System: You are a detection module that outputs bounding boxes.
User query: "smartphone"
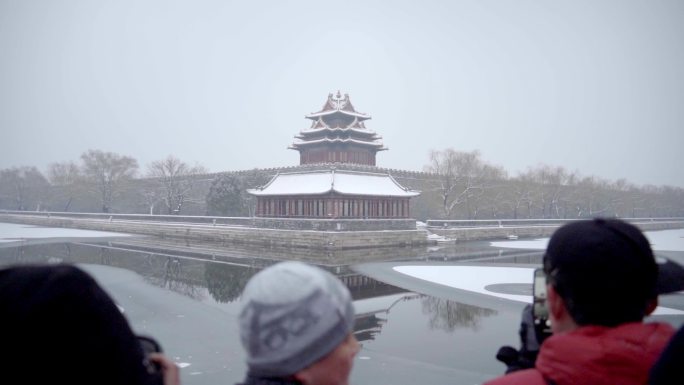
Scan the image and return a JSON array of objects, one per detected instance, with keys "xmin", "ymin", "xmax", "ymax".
[{"xmin": 532, "ymin": 268, "xmax": 551, "ymax": 333}]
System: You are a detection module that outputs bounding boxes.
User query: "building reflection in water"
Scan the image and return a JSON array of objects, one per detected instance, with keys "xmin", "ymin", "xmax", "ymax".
[{"xmin": 0, "ymin": 239, "xmax": 503, "ymax": 342}]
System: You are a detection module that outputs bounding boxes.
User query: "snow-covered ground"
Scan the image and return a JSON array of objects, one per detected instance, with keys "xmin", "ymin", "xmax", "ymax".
[{"xmin": 0, "ymin": 222, "xmax": 132, "ymax": 243}]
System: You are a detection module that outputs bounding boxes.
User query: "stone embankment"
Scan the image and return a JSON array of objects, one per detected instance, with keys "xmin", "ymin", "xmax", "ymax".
[
  {"xmin": 0, "ymin": 212, "xmax": 427, "ymax": 249},
  {"xmin": 2, "ymin": 211, "xmax": 683, "ymax": 249}
]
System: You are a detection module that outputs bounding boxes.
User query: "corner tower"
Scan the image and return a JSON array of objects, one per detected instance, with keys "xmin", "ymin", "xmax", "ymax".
[{"xmin": 289, "ymin": 91, "xmax": 387, "ymax": 166}]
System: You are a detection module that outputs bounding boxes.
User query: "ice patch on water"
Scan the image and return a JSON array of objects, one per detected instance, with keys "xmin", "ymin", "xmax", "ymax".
[
  {"xmin": 490, "ymin": 228, "xmax": 684, "ymax": 252},
  {"xmin": 393, "ymin": 265, "xmax": 684, "ymax": 315},
  {"xmin": 395, "ymin": 265, "xmax": 533, "ymax": 303}
]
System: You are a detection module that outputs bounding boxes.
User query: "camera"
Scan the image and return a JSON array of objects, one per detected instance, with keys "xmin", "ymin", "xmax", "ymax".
[{"xmin": 138, "ymin": 335, "xmax": 164, "ymax": 385}]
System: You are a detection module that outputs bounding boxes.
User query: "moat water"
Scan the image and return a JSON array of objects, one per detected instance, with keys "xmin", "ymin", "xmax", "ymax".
[{"xmin": 1, "ymin": 224, "xmax": 683, "ymax": 385}]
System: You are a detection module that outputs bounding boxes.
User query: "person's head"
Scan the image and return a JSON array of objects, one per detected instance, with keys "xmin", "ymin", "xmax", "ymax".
[
  {"xmin": 238, "ymin": 261, "xmax": 358, "ymax": 385},
  {"xmin": 543, "ymin": 218, "xmax": 657, "ymax": 332},
  {"xmin": 0, "ymin": 264, "xmax": 161, "ymax": 385}
]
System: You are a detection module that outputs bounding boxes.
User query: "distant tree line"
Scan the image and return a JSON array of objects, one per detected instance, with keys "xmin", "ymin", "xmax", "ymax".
[
  {"xmin": 417, "ymin": 148, "xmax": 684, "ymax": 220},
  {"xmin": 1, "ymin": 148, "xmax": 683, "ymax": 220},
  {"xmin": 0, "ymin": 150, "xmax": 210, "ymax": 215}
]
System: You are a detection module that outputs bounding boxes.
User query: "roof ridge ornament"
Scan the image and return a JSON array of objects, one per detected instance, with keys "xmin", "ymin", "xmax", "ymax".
[{"xmin": 330, "ymin": 90, "xmax": 348, "ymax": 111}]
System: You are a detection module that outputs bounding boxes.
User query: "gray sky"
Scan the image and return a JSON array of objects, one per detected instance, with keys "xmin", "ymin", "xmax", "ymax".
[{"xmin": 1, "ymin": 0, "xmax": 683, "ymax": 187}]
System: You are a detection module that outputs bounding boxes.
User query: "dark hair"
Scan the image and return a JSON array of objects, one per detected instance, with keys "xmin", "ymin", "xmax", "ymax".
[{"xmin": 543, "ymin": 218, "xmax": 657, "ymax": 326}]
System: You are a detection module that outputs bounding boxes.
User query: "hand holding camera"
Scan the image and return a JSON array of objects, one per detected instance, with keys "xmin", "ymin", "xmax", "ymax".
[
  {"xmin": 138, "ymin": 335, "xmax": 180, "ymax": 385},
  {"xmin": 495, "ymin": 268, "xmax": 552, "ymax": 373}
]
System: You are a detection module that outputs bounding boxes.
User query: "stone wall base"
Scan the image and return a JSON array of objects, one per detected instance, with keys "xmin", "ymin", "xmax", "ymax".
[{"xmin": 0, "ymin": 214, "xmax": 428, "ymax": 249}]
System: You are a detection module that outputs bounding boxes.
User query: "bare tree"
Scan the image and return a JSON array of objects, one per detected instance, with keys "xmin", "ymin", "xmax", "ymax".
[
  {"xmin": 140, "ymin": 187, "xmax": 163, "ymax": 215},
  {"xmin": 147, "ymin": 155, "xmax": 208, "ymax": 215},
  {"xmin": 498, "ymin": 173, "xmax": 535, "ymax": 219},
  {"xmin": 659, "ymin": 185, "xmax": 684, "ymax": 217},
  {"xmin": 469, "ymin": 164, "xmax": 507, "ymax": 218},
  {"xmin": 609, "ymin": 178, "xmax": 634, "ymax": 217},
  {"xmin": 47, "ymin": 161, "xmax": 83, "ymax": 211},
  {"xmin": 628, "ymin": 189, "xmax": 649, "ymax": 217},
  {"xmin": 526, "ymin": 165, "xmax": 577, "ymax": 218},
  {"xmin": 80, "ymin": 150, "xmax": 138, "ymax": 213},
  {"xmin": 0, "ymin": 166, "xmax": 49, "ymax": 211},
  {"xmin": 572, "ymin": 176, "xmax": 617, "ymax": 218},
  {"xmin": 424, "ymin": 149, "xmax": 505, "ymax": 218}
]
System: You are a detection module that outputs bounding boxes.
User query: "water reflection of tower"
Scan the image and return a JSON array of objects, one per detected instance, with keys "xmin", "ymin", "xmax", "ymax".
[
  {"xmin": 336, "ymin": 272, "xmax": 418, "ymax": 342},
  {"xmin": 353, "ymin": 293, "xmax": 421, "ymax": 342},
  {"xmin": 338, "ymin": 273, "xmax": 405, "ymax": 300}
]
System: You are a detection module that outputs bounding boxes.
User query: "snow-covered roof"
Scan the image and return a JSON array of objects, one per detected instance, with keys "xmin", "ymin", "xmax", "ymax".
[
  {"xmin": 247, "ymin": 170, "xmax": 420, "ymax": 197},
  {"xmin": 297, "ymin": 126, "xmax": 379, "ymax": 137},
  {"xmin": 306, "ymin": 109, "xmax": 370, "ymax": 120},
  {"xmin": 289, "ymin": 137, "xmax": 387, "ymax": 149}
]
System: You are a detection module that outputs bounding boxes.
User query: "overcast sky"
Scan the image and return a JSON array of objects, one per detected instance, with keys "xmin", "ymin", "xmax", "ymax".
[{"xmin": 1, "ymin": 0, "xmax": 682, "ymax": 187}]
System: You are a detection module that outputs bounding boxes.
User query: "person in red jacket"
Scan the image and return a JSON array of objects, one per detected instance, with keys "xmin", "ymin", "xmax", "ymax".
[{"xmin": 485, "ymin": 218, "xmax": 676, "ymax": 385}]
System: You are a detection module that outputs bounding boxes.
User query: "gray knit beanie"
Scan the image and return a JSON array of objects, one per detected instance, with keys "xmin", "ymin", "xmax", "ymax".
[{"xmin": 238, "ymin": 261, "xmax": 355, "ymax": 377}]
